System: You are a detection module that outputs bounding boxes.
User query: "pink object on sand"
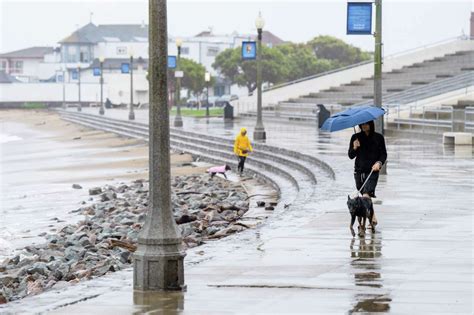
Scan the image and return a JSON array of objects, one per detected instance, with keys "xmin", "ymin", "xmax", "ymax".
[{"xmin": 207, "ymin": 165, "xmax": 227, "ymax": 173}]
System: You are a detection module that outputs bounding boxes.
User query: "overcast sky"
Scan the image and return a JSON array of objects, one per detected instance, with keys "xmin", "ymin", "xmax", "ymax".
[{"xmin": 0, "ymin": 0, "xmax": 472, "ymax": 55}]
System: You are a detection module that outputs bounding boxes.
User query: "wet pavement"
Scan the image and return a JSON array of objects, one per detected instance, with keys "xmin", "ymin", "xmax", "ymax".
[{"xmin": 2, "ymin": 108, "xmax": 473, "ymax": 314}]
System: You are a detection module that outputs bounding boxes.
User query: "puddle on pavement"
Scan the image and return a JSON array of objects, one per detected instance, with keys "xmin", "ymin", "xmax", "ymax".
[
  {"xmin": 349, "ymin": 234, "xmax": 391, "ymax": 313},
  {"xmin": 133, "ymin": 291, "xmax": 184, "ymax": 314}
]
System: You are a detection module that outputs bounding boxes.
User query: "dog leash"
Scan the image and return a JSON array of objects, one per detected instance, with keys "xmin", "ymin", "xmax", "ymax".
[{"xmin": 357, "ymin": 169, "xmax": 374, "ymax": 194}]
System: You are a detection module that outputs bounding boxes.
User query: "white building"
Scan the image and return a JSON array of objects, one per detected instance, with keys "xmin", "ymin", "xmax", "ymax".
[
  {"xmin": 0, "ymin": 47, "xmax": 61, "ymax": 83},
  {"xmin": 0, "ymin": 23, "xmax": 285, "ymax": 105}
]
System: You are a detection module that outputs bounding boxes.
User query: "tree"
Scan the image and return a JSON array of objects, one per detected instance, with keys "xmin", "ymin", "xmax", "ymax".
[
  {"xmin": 213, "ymin": 36, "xmax": 371, "ymax": 91},
  {"xmin": 179, "ymin": 58, "xmax": 217, "ymax": 109},
  {"xmin": 179, "ymin": 58, "xmax": 207, "ymax": 98},
  {"xmin": 276, "ymin": 43, "xmax": 334, "ymax": 81},
  {"xmin": 213, "ymin": 46, "xmax": 288, "ymax": 93},
  {"xmin": 308, "ymin": 35, "xmax": 372, "ymax": 67}
]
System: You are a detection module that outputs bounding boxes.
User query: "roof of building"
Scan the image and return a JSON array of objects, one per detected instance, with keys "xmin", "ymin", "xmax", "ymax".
[
  {"xmin": 249, "ymin": 31, "xmax": 287, "ymax": 47},
  {"xmin": 61, "ymin": 23, "xmax": 286, "ymax": 47},
  {"xmin": 0, "ymin": 71, "xmax": 20, "ymax": 83},
  {"xmin": 60, "ymin": 23, "xmax": 149, "ymax": 44},
  {"xmin": 0, "ymin": 46, "xmax": 54, "ymax": 59}
]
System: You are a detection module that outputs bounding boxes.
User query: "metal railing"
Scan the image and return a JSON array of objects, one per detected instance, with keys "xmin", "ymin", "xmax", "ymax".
[
  {"xmin": 358, "ymin": 72, "xmax": 474, "ymax": 107},
  {"xmin": 386, "ymin": 104, "xmax": 474, "ymax": 133}
]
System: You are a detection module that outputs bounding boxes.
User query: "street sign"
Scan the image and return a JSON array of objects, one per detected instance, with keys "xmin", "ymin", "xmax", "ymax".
[
  {"xmin": 242, "ymin": 41, "xmax": 257, "ymax": 60},
  {"xmin": 168, "ymin": 56, "xmax": 177, "ymax": 69},
  {"xmin": 57, "ymin": 74, "xmax": 64, "ymax": 82},
  {"xmin": 175, "ymin": 71, "xmax": 184, "ymax": 78},
  {"xmin": 347, "ymin": 2, "xmax": 373, "ymax": 35},
  {"xmin": 121, "ymin": 63, "xmax": 130, "ymax": 74},
  {"xmin": 93, "ymin": 67, "xmax": 101, "ymax": 76}
]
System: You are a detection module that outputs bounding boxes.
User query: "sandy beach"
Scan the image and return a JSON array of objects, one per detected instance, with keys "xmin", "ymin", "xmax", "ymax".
[{"xmin": 0, "ymin": 109, "xmax": 208, "ymax": 259}]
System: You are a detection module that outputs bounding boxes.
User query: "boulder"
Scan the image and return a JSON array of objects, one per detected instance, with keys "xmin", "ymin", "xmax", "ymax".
[{"xmin": 89, "ymin": 187, "xmax": 102, "ymax": 195}]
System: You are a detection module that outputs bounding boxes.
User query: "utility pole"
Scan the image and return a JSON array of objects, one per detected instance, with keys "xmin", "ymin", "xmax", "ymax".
[
  {"xmin": 133, "ymin": 0, "xmax": 186, "ymax": 292},
  {"xmin": 374, "ymin": 0, "xmax": 386, "ymax": 174},
  {"xmin": 374, "ymin": 0, "xmax": 383, "ymax": 135}
]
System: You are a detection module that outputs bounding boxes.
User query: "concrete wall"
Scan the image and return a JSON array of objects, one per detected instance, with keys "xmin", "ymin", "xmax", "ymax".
[{"xmin": 232, "ymin": 38, "xmax": 474, "ymax": 116}]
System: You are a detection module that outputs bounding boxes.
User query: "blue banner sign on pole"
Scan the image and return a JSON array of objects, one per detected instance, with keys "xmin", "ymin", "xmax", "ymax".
[
  {"xmin": 242, "ymin": 41, "xmax": 257, "ymax": 60},
  {"xmin": 57, "ymin": 74, "xmax": 64, "ymax": 82},
  {"xmin": 72, "ymin": 70, "xmax": 78, "ymax": 80},
  {"xmin": 168, "ymin": 56, "xmax": 177, "ymax": 69},
  {"xmin": 347, "ymin": 2, "xmax": 373, "ymax": 35},
  {"xmin": 121, "ymin": 63, "xmax": 130, "ymax": 74},
  {"xmin": 93, "ymin": 67, "xmax": 101, "ymax": 76}
]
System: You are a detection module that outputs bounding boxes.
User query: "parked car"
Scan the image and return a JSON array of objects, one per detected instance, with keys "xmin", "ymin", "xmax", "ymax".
[
  {"xmin": 186, "ymin": 95, "xmax": 220, "ymax": 108},
  {"xmin": 215, "ymin": 94, "xmax": 238, "ymax": 107},
  {"xmin": 202, "ymin": 96, "xmax": 219, "ymax": 108},
  {"xmin": 186, "ymin": 97, "xmax": 199, "ymax": 108}
]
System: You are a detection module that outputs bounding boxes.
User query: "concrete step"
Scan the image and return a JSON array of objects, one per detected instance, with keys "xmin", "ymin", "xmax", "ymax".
[{"xmin": 58, "ymin": 110, "xmax": 336, "ymax": 206}]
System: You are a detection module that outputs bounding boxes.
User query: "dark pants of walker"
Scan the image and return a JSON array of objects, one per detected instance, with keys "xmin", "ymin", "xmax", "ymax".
[
  {"xmin": 354, "ymin": 171, "xmax": 379, "ymax": 198},
  {"xmin": 238, "ymin": 156, "xmax": 247, "ymax": 173}
]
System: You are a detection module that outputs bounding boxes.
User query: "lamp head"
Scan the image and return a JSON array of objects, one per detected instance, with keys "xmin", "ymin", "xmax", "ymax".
[
  {"xmin": 255, "ymin": 12, "xmax": 265, "ymax": 30},
  {"xmin": 176, "ymin": 38, "xmax": 183, "ymax": 48}
]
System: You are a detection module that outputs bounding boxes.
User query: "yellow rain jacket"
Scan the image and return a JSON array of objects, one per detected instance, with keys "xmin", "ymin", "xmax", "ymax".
[{"xmin": 234, "ymin": 128, "xmax": 253, "ymax": 157}]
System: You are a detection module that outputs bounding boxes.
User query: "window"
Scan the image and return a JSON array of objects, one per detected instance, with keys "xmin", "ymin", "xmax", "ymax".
[
  {"xmin": 117, "ymin": 47, "xmax": 127, "ymax": 55},
  {"xmin": 67, "ymin": 46, "xmax": 77, "ymax": 62},
  {"xmin": 80, "ymin": 46, "xmax": 89, "ymax": 62},
  {"xmin": 207, "ymin": 46, "xmax": 219, "ymax": 57},
  {"xmin": 11, "ymin": 61, "xmax": 23, "ymax": 74},
  {"xmin": 181, "ymin": 47, "xmax": 190, "ymax": 55},
  {"xmin": 0, "ymin": 61, "xmax": 6, "ymax": 71}
]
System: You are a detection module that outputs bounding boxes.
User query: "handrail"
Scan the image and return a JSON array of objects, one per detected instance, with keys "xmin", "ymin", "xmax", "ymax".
[
  {"xmin": 259, "ymin": 35, "xmax": 468, "ymax": 94},
  {"xmin": 356, "ymin": 72, "xmax": 474, "ymax": 107}
]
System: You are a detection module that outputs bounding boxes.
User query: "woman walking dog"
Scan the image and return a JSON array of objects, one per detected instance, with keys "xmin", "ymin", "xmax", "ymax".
[{"xmin": 348, "ymin": 120, "xmax": 387, "ymax": 227}]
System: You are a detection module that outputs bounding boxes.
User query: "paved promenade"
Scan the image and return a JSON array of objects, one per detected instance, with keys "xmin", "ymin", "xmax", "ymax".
[{"xmin": 2, "ymin": 108, "xmax": 472, "ymax": 314}]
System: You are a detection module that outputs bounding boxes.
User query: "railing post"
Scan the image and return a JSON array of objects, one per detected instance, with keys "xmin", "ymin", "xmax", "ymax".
[
  {"xmin": 436, "ymin": 111, "xmax": 439, "ymax": 133},
  {"xmin": 422, "ymin": 106, "xmax": 425, "ymax": 133}
]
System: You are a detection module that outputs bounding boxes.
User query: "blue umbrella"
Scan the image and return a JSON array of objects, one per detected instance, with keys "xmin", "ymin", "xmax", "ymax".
[{"xmin": 321, "ymin": 106, "xmax": 385, "ymax": 132}]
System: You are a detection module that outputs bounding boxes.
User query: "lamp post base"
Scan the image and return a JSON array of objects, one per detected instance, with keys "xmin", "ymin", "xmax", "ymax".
[
  {"xmin": 129, "ymin": 112, "xmax": 135, "ymax": 120},
  {"xmin": 77, "ymin": 106, "xmax": 82, "ymax": 112},
  {"xmin": 99, "ymin": 108, "xmax": 105, "ymax": 115},
  {"xmin": 133, "ymin": 242, "xmax": 186, "ymax": 292},
  {"xmin": 174, "ymin": 116, "xmax": 183, "ymax": 127},
  {"xmin": 253, "ymin": 127, "xmax": 266, "ymax": 141}
]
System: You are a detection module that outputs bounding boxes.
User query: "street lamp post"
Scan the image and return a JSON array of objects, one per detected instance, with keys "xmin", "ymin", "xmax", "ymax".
[
  {"xmin": 62, "ymin": 65, "xmax": 66, "ymax": 109},
  {"xmin": 129, "ymin": 49, "xmax": 135, "ymax": 120},
  {"xmin": 173, "ymin": 38, "xmax": 183, "ymax": 127},
  {"xmin": 77, "ymin": 65, "xmax": 82, "ymax": 112},
  {"xmin": 205, "ymin": 72, "xmax": 210, "ymax": 118},
  {"xmin": 133, "ymin": 0, "xmax": 186, "ymax": 291},
  {"xmin": 99, "ymin": 56, "xmax": 105, "ymax": 115},
  {"xmin": 253, "ymin": 12, "xmax": 266, "ymax": 141}
]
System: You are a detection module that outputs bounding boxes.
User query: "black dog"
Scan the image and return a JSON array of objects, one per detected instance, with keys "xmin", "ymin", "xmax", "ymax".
[{"xmin": 347, "ymin": 196, "xmax": 375, "ymax": 237}]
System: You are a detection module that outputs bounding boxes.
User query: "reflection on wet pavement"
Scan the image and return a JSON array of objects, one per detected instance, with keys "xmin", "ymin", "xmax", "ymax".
[
  {"xmin": 133, "ymin": 291, "xmax": 184, "ymax": 315},
  {"xmin": 349, "ymin": 235, "xmax": 391, "ymax": 314}
]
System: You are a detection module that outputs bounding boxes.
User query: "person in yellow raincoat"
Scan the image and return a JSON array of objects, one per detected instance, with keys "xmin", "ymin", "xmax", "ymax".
[{"xmin": 234, "ymin": 127, "xmax": 253, "ymax": 176}]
